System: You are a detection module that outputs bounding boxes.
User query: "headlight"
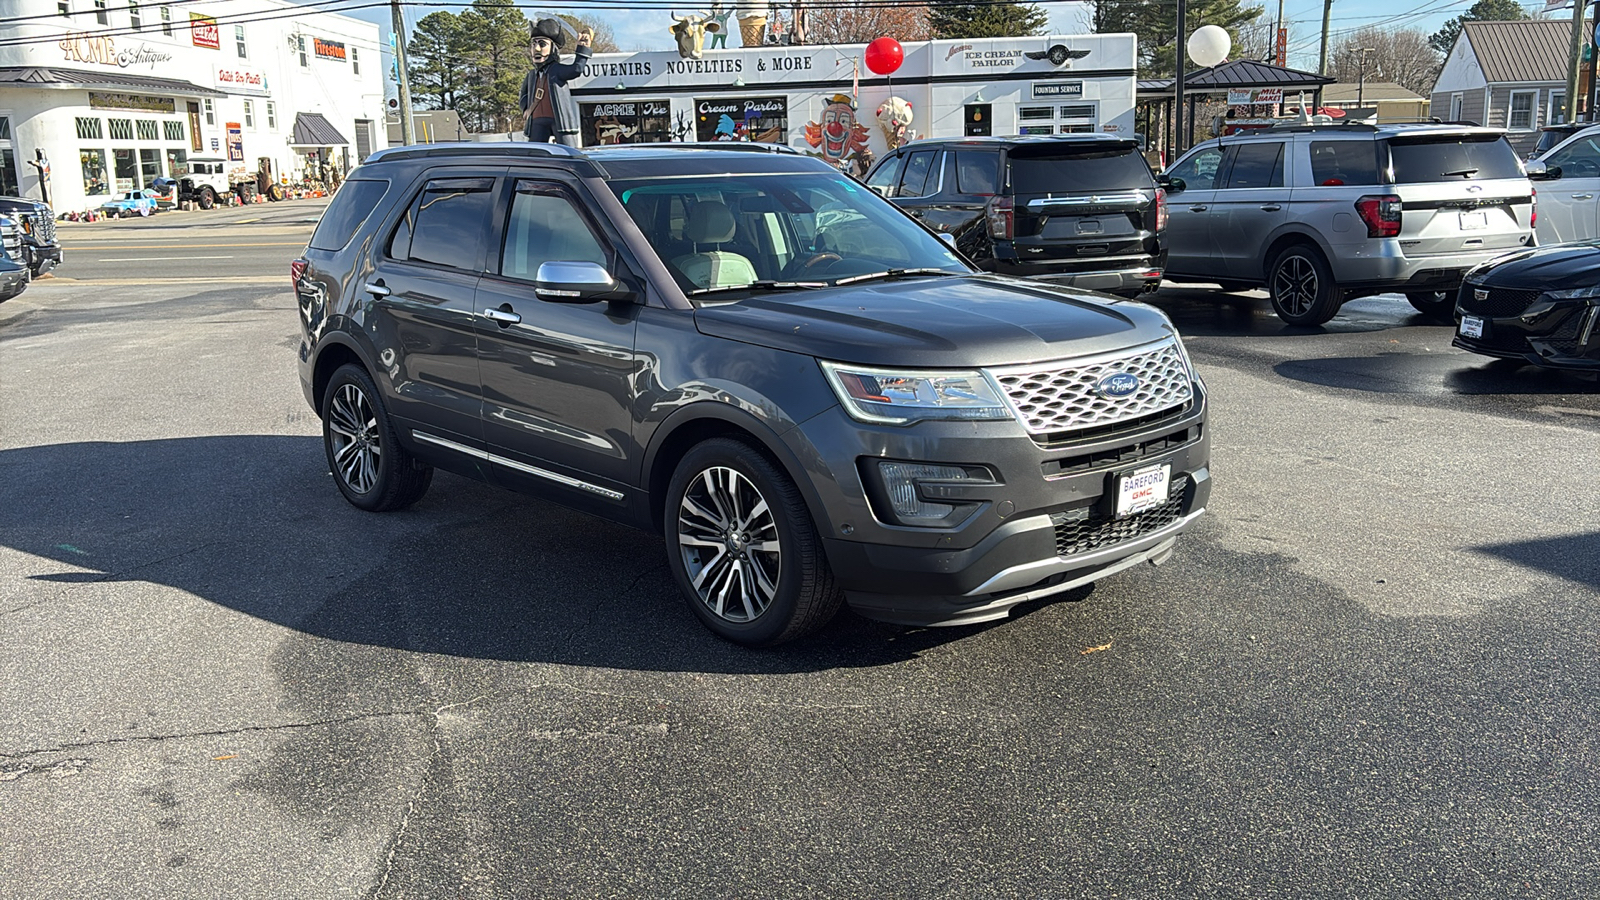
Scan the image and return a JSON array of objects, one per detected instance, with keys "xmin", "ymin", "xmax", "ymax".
[
  {"xmin": 819, "ymin": 361, "xmax": 1012, "ymax": 425},
  {"xmin": 1544, "ymin": 285, "xmax": 1600, "ymax": 301}
]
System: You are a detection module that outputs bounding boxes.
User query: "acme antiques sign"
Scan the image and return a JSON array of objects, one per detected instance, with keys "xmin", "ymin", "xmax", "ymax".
[
  {"xmin": 89, "ymin": 91, "xmax": 175, "ymax": 113},
  {"xmin": 60, "ymin": 33, "xmax": 173, "ymax": 69}
]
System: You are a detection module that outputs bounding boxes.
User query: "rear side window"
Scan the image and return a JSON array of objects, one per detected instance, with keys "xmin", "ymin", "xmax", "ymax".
[
  {"xmin": 1224, "ymin": 142, "xmax": 1285, "ymax": 189},
  {"xmin": 388, "ymin": 177, "xmax": 494, "ymax": 269},
  {"xmin": 1309, "ymin": 141, "xmax": 1379, "ymax": 186},
  {"xmin": 1008, "ymin": 146, "xmax": 1150, "ymax": 193},
  {"xmin": 1387, "ymin": 136, "xmax": 1524, "ymax": 183},
  {"xmin": 955, "ymin": 150, "xmax": 999, "ymax": 195},
  {"xmin": 309, "ymin": 178, "xmax": 388, "ymax": 251},
  {"xmin": 898, "ymin": 150, "xmax": 938, "ymax": 197}
]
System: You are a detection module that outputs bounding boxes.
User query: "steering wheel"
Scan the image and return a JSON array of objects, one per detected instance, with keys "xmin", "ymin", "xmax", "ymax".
[{"xmin": 785, "ymin": 251, "xmax": 841, "ymax": 278}]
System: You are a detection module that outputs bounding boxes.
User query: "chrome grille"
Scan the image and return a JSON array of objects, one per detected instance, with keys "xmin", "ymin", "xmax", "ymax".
[
  {"xmin": 988, "ymin": 339, "xmax": 1193, "ymax": 436},
  {"xmin": 1051, "ymin": 476, "xmax": 1189, "ymax": 557},
  {"xmin": 31, "ymin": 211, "xmax": 55, "ymax": 243}
]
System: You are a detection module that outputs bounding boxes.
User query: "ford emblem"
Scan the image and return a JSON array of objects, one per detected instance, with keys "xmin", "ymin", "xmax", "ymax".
[{"xmin": 1097, "ymin": 372, "xmax": 1140, "ymax": 398}]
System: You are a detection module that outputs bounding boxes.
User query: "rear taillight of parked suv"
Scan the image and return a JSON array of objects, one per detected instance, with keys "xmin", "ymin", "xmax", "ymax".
[
  {"xmin": 1354, "ymin": 194, "xmax": 1402, "ymax": 238},
  {"xmin": 290, "ymin": 259, "xmax": 308, "ymax": 292},
  {"xmin": 1155, "ymin": 187, "xmax": 1168, "ymax": 233},
  {"xmin": 985, "ymin": 196, "xmax": 1013, "ymax": 241},
  {"xmin": 1531, "ymin": 187, "xmax": 1537, "ymax": 229}
]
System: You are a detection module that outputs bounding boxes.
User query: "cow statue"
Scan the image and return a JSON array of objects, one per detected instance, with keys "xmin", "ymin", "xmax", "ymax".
[{"xmin": 669, "ymin": 11, "xmax": 717, "ymax": 60}]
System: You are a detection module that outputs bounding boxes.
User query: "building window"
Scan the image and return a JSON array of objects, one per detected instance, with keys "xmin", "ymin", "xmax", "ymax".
[
  {"xmin": 352, "ymin": 47, "xmax": 359, "ymax": 75},
  {"xmin": 234, "ymin": 24, "xmax": 246, "ymax": 58},
  {"xmin": 243, "ymin": 100, "xmax": 254, "ymax": 128},
  {"xmin": 297, "ymin": 35, "xmax": 307, "ymax": 67},
  {"xmin": 163, "ymin": 120, "xmax": 184, "ymax": 141},
  {"xmin": 58, "ymin": 1, "xmax": 69, "ymax": 17},
  {"xmin": 93, "ymin": 0, "xmax": 106, "ymax": 24},
  {"xmin": 129, "ymin": 1, "xmax": 140, "ymax": 30},
  {"xmin": 81, "ymin": 148, "xmax": 108, "ymax": 195},
  {"xmin": 266, "ymin": 101, "xmax": 276, "ymax": 130},
  {"xmin": 0, "ymin": 150, "xmax": 18, "ymax": 196},
  {"xmin": 135, "ymin": 119, "xmax": 158, "ymax": 140},
  {"xmin": 160, "ymin": 5, "xmax": 171, "ymax": 34},
  {"xmin": 113, "ymin": 148, "xmax": 137, "ymax": 191},
  {"xmin": 203, "ymin": 99, "xmax": 214, "ymax": 126},
  {"xmin": 0, "ymin": 118, "xmax": 11, "ymax": 140},
  {"xmin": 108, "ymin": 118, "xmax": 134, "ymax": 140},
  {"xmin": 75, "ymin": 117, "xmax": 103, "ymax": 140},
  {"xmin": 1550, "ymin": 91, "xmax": 1569, "ymax": 125},
  {"xmin": 1449, "ymin": 92, "xmax": 1463, "ymax": 121},
  {"xmin": 164, "ymin": 148, "xmax": 187, "ymax": 177},
  {"xmin": 1508, "ymin": 90, "xmax": 1536, "ymax": 131}
]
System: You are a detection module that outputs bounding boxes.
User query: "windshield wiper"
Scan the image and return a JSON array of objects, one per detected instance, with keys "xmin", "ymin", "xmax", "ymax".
[
  {"xmin": 831, "ymin": 268, "xmax": 968, "ymax": 286},
  {"xmin": 690, "ymin": 279, "xmax": 827, "ymax": 297},
  {"xmin": 1441, "ymin": 167, "xmax": 1479, "ymax": 177}
]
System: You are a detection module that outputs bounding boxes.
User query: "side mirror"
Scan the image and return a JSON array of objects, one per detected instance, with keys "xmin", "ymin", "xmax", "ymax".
[
  {"xmin": 534, "ymin": 260, "xmax": 618, "ymax": 303},
  {"xmin": 939, "ymin": 232, "xmax": 958, "ymax": 248},
  {"xmin": 1159, "ymin": 175, "xmax": 1186, "ymax": 194},
  {"xmin": 1524, "ymin": 160, "xmax": 1559, "ymax": 181}
]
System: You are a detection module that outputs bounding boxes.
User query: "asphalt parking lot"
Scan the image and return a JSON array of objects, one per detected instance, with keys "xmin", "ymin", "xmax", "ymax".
[{"xmin": 1, "ymin": 209, "xmax": 1597, "ymax": 898}]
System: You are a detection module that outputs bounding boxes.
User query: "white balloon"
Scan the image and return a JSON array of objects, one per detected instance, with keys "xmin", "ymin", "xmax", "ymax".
[{"xmin": 1187, "ymin": 24, "xmax": 1231, "ymax": 68}]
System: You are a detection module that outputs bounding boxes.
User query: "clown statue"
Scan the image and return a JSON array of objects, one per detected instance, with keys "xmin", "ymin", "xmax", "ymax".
[
  {"xmin": 520, "ymin": 18, "xmax": 593, "ymax": 146},
  {"xmin": 804, "ymin": 94, "xmax": 871, "ymax": 169}
]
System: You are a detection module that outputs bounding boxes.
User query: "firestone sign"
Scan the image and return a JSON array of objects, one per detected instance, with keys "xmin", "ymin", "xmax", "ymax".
[{"xmin": 313, "ymin": 38, "xmax": 347, "ymax": 61}]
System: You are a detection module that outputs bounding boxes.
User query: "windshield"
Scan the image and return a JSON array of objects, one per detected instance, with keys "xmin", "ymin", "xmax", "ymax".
[
  {"xmin": 1386, "ymin": 135, "xmax": 1524, "ymax": 183},
  {"xmin": 608, "ymin": 170, "xmax": 969, "ymax": 294}
]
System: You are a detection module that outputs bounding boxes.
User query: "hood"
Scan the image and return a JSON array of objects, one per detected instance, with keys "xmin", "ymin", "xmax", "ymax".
[
  {"xmin": 692, "ymin": 274, "xmax": 1175, "ymax": 368},
  {"xmin": 1472, "ymin": 241, "xmax": 1600, "ymax": 291}
]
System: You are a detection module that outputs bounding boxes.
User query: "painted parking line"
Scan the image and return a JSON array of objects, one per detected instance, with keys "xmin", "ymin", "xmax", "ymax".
[{"xmin": 96, "ymin": 255, "xmax": 236, "ymax": 262}]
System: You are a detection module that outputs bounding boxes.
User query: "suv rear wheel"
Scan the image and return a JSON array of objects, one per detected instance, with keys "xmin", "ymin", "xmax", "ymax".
[
  {"xmin": 1268, "ymin": 244, "xmax": 1340, "ymax": 326},
  {"xmin": 665, "ymin": 438, "xmax": 843, "ymax": 646},
  {"xmin": 1405, "ymin": 290, "xmax": 1455, "ymax": 322},
  {"xmin": 322, "ymin": 364, "xmax": 433, "ymax": 511}
]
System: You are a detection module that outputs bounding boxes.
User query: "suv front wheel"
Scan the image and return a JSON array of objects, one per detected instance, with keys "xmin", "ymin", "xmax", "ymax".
[
  {"xmin": 322, "ymin": 364, "xmax": 433, "ymax": 511},
  {"xmin": 1405, "ymin": 291, "xmax": 1455, "ymax": 322},
  {"xmin": 665, "ymin": 438, "xmax": 844, "ymax": 646},
  {"xmin": 1268, "ymin": 244, "xmax": 1340, "ymax": 326}
]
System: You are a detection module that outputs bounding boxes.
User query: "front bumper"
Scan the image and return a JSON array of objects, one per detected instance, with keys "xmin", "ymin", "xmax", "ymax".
[
  {"xmin": 1452, "ymin": 289, "xmax": 1600, "ymax": 369},
  {"xmin": 24, "ymin": 243, "xmax": 62, "ymax": 272},
  {"xmin": 789, "ymin": 397, "xmax": 1210, "ymax": 627}
]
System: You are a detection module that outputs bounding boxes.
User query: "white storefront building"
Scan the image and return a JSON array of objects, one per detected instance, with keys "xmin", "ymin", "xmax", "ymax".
[
  {"xmin": 568, "ymin": 34, "xmax": 1137, "ymax": 163},
  {"xmin": 0, "ymin": 0, "xmax": 386, "ymax": 212}
]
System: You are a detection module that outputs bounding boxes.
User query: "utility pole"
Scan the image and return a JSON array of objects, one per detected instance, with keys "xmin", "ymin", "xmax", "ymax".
[
  {"xmin": 390, "ymin": 0, "xmax": 415, "ymax": 145},
  {"xmin": 1318, "ymin": 0, "xmax": 1333, "ymax": 76},
  {"xmin": 1175, "ymin": 0, "xmax": 1188, "ymax": 154},
  {"xmin": 1348, "ymin": 47, "xmax": 1375, "ymax": 106},
  {"xmin": 1566, "ymin": 0, "xmax": 1585, "ymax": 123},
  {"xmin": 1276, "ymin": 0, "xmax": 1286, "ymax": 66}
]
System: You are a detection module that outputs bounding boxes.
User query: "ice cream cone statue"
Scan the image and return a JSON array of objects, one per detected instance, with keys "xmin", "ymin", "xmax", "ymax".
[
  {"xmin": 876, "ymin": 97, "xmax": 915, "ymax": 151},
  {"xmin": 736, "ymin": 0, "xmax": 766, "ymax": 46}
]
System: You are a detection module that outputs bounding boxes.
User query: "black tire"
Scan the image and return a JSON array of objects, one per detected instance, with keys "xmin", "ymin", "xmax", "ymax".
[
  {"xmin": 665, "ymin": 437, "xmax": 844, "ymax": 646},
  {"xmin": 198, "ymin": 186, "xmax": 215, "ymax": 210},
  {"xmin": 267, "ymin": 184, "xmax": 285, "ymax": 202},
  {"xmin": 321, "ymin": 364, "xmax": 432, "ymax": 512},
  {"xmin": 1267, "ymin": 243, "xmax": 1340, "ymax": 326},
  {"xmin": 1406, "ymin": 290, "xmax": 1456, "ymax": 322}
]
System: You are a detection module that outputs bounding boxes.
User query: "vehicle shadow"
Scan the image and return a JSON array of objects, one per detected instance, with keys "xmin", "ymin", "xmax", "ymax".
[
  {"xmin": 1, "ymin": 436, "xmax": 1023, "ymax": 674},
  {"xmin": 1146, "ymin": 283, "xmax": 1442, "ymax": 338},
  {"xmin": 1472, "ymin": 532, "xmax": 1600, "ymax": 592},
  {"xmin": 1274, "ymin": 353, "xmax": 1600, "ymax": 395}
]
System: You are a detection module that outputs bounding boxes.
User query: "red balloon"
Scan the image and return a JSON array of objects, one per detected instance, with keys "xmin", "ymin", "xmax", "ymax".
[{"xmin": 865, "ymin": 37, "xmax": 903, "ymax": 76}]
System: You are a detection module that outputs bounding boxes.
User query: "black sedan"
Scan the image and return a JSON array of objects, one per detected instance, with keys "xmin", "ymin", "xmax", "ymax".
[{"xmin": 1454, "ymin": 242, "xmax": 1600, "ymax": 369}]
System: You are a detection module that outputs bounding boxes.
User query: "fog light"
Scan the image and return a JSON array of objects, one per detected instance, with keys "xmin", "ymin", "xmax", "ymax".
[{"xmin": 879, "ymin": 462, "xmax": 968, "ymax": 521}]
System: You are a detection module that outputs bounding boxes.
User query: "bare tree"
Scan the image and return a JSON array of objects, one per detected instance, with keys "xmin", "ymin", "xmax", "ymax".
[
  {"xmin": 1329, "ymin": 26, "xmax": 1440, "ymax": 96},
  {"xmin": 1234, "ymin": 18, "xmax": 1285, "ymax": 63},
  {"xmin": 806, "ymin": 1, "xmax": 932, "ymax": 44}
]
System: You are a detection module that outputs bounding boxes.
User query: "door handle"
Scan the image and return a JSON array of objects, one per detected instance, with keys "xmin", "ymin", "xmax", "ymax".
[
  {"xmin": 1189, "ymin": 205, "xmax": 1208, "ymax": 212},
  {"xmin": 1259, "ymin": 204, "xmax": 1282, "ymax": 212},
  {"xmin": 364, "ymin": 281, "xmax": 390, "ymax": 297},
  {"xmin": 482, "ymin": 307, "xmax": 522, "ymax": 326},
  {"xmin": 1572, "ymin": 193, "xmax": 1594, "ymax": 200}
]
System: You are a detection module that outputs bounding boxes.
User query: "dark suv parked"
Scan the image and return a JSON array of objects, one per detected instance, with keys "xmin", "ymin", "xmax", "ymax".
[
  {"xmin": 863, "ymin": 135, "xmax": 1168, "ymax": 296},
  {"xmin": 295, "ymin": 143, "xmax": 1210, "ymax": 645}
]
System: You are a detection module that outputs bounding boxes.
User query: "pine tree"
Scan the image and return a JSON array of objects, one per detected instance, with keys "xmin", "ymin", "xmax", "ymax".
[
  {"xmin": 927, "ymin": 1, "xmax": 1048, "ymax": 39},
  {"xmin": 458, "ymin": 0, "xmax": 530, "ymax": 133},
  {"xmin": 407, "ymin": 12, "xmax": 468, "ymax": 113}
]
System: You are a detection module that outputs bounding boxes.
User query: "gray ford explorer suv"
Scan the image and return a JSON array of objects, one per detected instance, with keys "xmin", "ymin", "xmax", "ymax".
[
  {"xmin": 1163, "ymin": 123, "xmax": 1535, "ymax": 325},
  {"xmin": 294, "ymin": 143, "xmax": 1210, "ymax": 646}
]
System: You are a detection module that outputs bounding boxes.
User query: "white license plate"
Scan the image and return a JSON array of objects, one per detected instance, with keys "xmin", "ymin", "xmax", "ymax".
[
  {"xmin": 1459, "ymin": 210, "xmax": 1488, "ymax": 230},
  {"xmin": 1460, "ymin": 315, "xmax": 1484, "ymax": 339},
  {"xmin": 1117, "ymin": 464, "xmax": 1170, "ymax": 518}
]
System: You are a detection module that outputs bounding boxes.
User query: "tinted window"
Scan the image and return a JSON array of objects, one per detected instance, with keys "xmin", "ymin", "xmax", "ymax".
[
  {"xmin": 1224, "ymin": 142, "xmax": 1284, "ymax": 189},
  {"xmin": 898, "ymin": 151, "xmax": 937, "ymax": 197},
  {"xmin": 1010, "ymin": 145, "xmax": 1150, "ymax": 193},
  {"xmin": 866, "ymin": 154, "xmax": 903, "ymax": 194},
  {"xmin": 955, "ymin": 150, "xmax": 999, "ymax": 195},
  {"xmin": 309, "ymin": 178, "xmax": 389, "ymax": 251},
  {"xmin": 1309, "ymin": 141, "xmax": 1380, "ymax": 186},
  {"xmin": 1545, "ymin": 135, "xmax": 1600, "ymax": 177},
  {"xmin": 1387, "ymin": 135, "xmax": 1523, "ymax": 183},
  {"xmin": 389, "ymin": 177, "xmax": 494, "ymax": 269},
  {"xmin": 501, "ymin": 183, "xmax": 609, "ymax": 280},
  {"xmin": 1165, "ymin": 147, "xmax": 1225, "ymax": 190}
]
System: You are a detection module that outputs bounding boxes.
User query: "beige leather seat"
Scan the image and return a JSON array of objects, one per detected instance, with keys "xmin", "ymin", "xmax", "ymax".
[{"xmin": 673, "ymin": 201, "xmax": 758, "ymax": 290}]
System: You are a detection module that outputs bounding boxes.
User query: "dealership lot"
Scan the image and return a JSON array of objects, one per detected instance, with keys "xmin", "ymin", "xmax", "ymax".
[{"xmin": 2, "ymin": 213, "xmax": 1597, "ymax": 897}]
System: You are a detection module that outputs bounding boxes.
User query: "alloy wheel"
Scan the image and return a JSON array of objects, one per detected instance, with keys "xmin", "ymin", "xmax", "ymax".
[
  {"xmin": 676, "ymin": 465, "xmax": 782, "ymax": 623},
  {"xmin": 1274, "ymin": 255, "xmax": 1317, "ymax": 317},
  {"xmin": 327, "ymin": 383, "xmax": 381, "ymax": 494}
]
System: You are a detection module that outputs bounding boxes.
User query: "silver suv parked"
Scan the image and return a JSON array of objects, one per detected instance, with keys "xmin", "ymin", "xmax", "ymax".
[{"xmin": 1163, "ymin": 123, "xmax": 1536, "ymax": 325}]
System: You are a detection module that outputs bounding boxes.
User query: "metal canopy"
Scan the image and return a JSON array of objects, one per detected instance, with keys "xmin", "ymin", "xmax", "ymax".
[
  {"xmin": 290, "ymin": 112, "xmax": 349, "ymax": 147},
  {"xmin": 0, "ymin": 65, "xmax": 226, "ymax": 97}
]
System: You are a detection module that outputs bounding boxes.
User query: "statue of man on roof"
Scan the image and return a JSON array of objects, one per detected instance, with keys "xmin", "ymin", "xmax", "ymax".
[{"xmin": 520, "ymin": 18, "xmax": 593, "ymax": 146}]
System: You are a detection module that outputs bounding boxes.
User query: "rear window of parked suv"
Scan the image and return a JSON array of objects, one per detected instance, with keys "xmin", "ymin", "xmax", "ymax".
[
  {"xmin": 309, "ymin": 178, "xmax": 389, "ymax": 251},
  {"xmin": 1007, "ymin": 144, "xmax": 1152, "ymax": 193},
  {"xmin": 1386, "ymin": 135, "xmax": 1523, "ymax": 183}
]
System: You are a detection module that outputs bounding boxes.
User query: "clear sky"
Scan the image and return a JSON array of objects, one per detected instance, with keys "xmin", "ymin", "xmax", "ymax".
[{"xmin": 354, "ymin": 0, "xmax": 1561, "ymax": 89}]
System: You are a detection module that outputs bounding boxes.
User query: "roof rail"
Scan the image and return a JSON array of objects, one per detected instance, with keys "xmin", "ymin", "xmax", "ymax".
[
  {"xmin": 364, "ymin": 141, "xmax": 584, "ymax": 163},
  {"xmin": 1263, "ymin": 121, "xmax": 1380, "ymax": 133},
  {"xmin": 589, "ymin": 141, "xmax": 800, "ymax": 154}
]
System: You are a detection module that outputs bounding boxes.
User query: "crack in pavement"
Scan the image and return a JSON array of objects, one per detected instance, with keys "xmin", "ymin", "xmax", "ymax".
[{"xmin": 0, "ymin": 710, "xmax": 420, "ymax": 760}]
